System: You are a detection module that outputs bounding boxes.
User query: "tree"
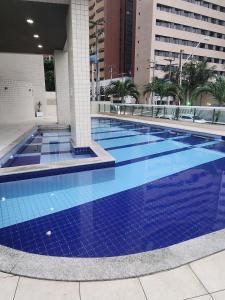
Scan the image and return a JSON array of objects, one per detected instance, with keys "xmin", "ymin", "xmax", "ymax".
[
  {"xmin": 143, "ymin": 77, "xmax": 177, "ymax": 104},
  {"xmin": 107, "ymin": 79, "xmax": 140, "ymax": 103},
  {"xmin": 193, "ymin": 76, "xmax": 225, "ymax": 106},
  {"xmin": 44, "ymin": 59, "xmax": 55, "ymax": 91},
  {"xmin": 181, "ymin": 59, "xmax": 215, "ymax": 105},
  {"xmin": 161, "ymin": 59, "xmax": 215, "ymax": 105}
]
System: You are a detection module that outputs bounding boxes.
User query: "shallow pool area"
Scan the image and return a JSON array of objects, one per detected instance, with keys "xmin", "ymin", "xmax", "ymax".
[
  {"xmin": 1, "ymin": 128, "xmax": 96, "ymax": 168},
  {"xmin": 0, "ymin": 117, "xmax": 225, "ymax": 259}
]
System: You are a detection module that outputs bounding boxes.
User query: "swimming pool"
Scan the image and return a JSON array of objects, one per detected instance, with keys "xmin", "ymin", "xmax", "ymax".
[
  {"xmin": 2, "ymin": 128, "xmax": 96, "ymax": 168},
  {"xmin": 0, "ymin": 117, "xmax": 225, "ymax": 258}
]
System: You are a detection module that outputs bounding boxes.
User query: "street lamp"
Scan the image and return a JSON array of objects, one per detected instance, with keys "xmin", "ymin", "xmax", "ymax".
[
  {"xmin": 146, "ymin": 59, "xmax": 157, "ymax": 104},
  {"xmin": 163, "ymin": 57, "xmax": 176, "ymax": 81},
  {"xmin": 184, "ymin": 37, "xmax": 210, "ymax": 63},
  {"xmin": 179, "ymin": 36, "xmax": 210, "ymax": 86}
]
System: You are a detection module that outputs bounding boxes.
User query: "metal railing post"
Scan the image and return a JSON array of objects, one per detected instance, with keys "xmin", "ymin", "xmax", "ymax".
[
  {"xmin": 212, "ymin": 109, "xmax": 216, "ymax": 124},
  {"xmin": 193, "ymin": 108, "xmax": 197, "ymax": 123}
]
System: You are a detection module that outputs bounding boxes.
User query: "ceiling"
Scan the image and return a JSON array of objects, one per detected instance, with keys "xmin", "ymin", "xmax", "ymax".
[{"xmin": 0, "ymin": 0, "xmax": 68, "ymax": 54}]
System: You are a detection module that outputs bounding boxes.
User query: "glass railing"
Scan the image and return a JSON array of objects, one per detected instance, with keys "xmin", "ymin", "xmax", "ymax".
[{"xmin": 98, "ymin": 103, "xmax": 225, "ymax": 125}]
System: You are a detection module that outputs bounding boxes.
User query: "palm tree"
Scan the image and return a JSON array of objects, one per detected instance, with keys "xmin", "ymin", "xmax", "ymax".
[
  {"xmin": 181, "ymin": 59, "xmax": 215, "ymax": 105},
  {"xmin": 107, "ymin": 79, "xmax": 140, "ymax": 103},
  {"xmin": 162, "ymin": 59, "xmax": 215, "ymax": 105},
  {"xmin": 193, "ymin": 76, "xmax": 225, "ymax": 106},
  {"xmin": 143, "ymin": 77, "xmax": 177, "ymax": 104}
]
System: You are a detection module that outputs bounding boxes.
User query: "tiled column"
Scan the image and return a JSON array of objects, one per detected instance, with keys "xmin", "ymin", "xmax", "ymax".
[
  {"xmin": 67, "ymin": 0, "xmax": 91, "ymax": 147},
  {"xmin": 54, "ymin": 50, "xmax": 70, "ymax": 125}
]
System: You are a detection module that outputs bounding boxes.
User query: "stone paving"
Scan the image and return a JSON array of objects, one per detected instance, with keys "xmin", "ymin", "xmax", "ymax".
[{"xmin": 1, "ymin": 250, "xmax": 225, "ymax": 300}]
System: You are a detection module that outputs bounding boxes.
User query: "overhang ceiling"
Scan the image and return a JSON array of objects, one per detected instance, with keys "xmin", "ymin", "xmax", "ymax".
[{"xmin": 0, "ymin": 0, "xmax": 68, "ymax": 54}]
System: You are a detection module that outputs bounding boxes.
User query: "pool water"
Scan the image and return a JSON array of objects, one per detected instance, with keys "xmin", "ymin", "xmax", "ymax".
[
  {"xmin": 2, "ymin": 129, "xmax": 95, "ymax": 168},
  {"xmin": 0, "ymin": 117, "xmax": 225, "ymax": 257}
]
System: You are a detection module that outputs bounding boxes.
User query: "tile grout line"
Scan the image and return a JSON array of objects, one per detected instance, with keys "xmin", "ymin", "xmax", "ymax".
[
  {"xmin": 209, "ymin": 287, "xmax": 225, "ymax": 300},
  {"xmin": 79, "ymin": 281, "xmax": 82, "ymax": 300},
  {"xmin": 183, "ymin": 292, "xmax": 213, "ymax": 300},
  {"xmin": 188, "ymin": 264, "xmax": 214, "ymax": 300},
  {"xmin": 138, "ymin": 277, "xmax": 149, "ymax": 300},
  {"xmin": 12, "ymin": 276, "xmax": 20, "ymax": 300}
]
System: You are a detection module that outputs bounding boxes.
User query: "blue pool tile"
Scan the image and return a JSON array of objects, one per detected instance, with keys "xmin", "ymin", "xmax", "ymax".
[
  {"xmin": 41, "ymin": 143, "xmax": 71, "ymax": 154},
  {"xmin": 1, "ymin": 117, "xmax": 225, "ymax": 258},
  {"xmin": 1, "ymin": 147, "xmax": 225, "ymax": 229},
  {"xmin": 92, "ymin": 126, "xmax": 126, "ymax": 134},
  {"xmin": 98, "ymin": 134, "xmax": 161, "ymax": 149},
  {"xmin": 3, "ymin": 155, "xmax": 40, "ymax": 167},
  {"xmin": 109, "ymin": 140, "xmax": 187, "ymax": 163},
  {"xmin": 151, "ymin": 130, "xmax": 185, "ymax": 139},
  {"xmin": 18, "ymin": 145, "xmax": 41, "ymax": 154},
  {"xmin": 40, "ymin": 152, "xmax": 93, "ymax": 164},
  {"xmin": 2, "ymin": 128, "xmax": 91, "ymax": 168},
  {"xmin": 42, "ymin": 136, "xmax": 70, "ymax": 144},
  {"xmin": 205, "ymin": 141, "xmax": 225, "ymax": 153},
  {"xmin": 29, "ymin": 137, "xmax": 42, "ymax": 144},
  {"xmin": 175, "ymin": 135, "xmax": 211, "ymax": 145},
  {"xmin": 93, "ymin": 130, "xmax": 142, "ymax": 141},
  {"xmin": 1, "ymin": 157, "xmax": 225, "ymax": 257},
  {"xmin": 42, "ymin": 131, "xmax": 70, "ymax": 137}
]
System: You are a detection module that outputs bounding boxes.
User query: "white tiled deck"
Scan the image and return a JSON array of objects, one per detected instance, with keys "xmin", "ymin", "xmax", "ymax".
[
  {"xmin": 0, "ymin": 122, "xmax": 34, "ymax": 153},
  {"xmin": 0, "ymin": 117, "xmax": 57, "ymax": 154},
  {"xmin": 1, "ymin": 250, "xmax": 225, "ymax": 300}
]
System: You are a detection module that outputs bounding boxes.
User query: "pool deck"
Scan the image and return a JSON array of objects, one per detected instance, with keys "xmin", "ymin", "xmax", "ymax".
[
  {"xmin": 0, "ymin": 117, "xmax": 57, "ymax": 156},
  {"xmin": 0, "ymin": 122, "xmax": 35, "ymax": 154},
  {"xmin": 1, "ymin": 249, "xmax": 225, "ymax": 300},
  {"xmin": 96, "ymin": 113, "xmax": 225, "ymax": 138}
]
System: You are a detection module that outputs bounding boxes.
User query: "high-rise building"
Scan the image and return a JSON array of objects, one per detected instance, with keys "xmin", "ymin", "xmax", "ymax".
[
  {"xmin": 89, "ymin": 0, "xmax": 136, "ymax": 81},
  {"xmin": 134, "ymin": 0, "xmax": 225, "ymax": 100}
]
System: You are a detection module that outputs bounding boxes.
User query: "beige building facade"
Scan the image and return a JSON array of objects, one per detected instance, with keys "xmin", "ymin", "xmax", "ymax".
[
  {"xmin": 134, "ymin": 0, "xmax": 225, "ymax": 101},
  {"xmin": 89, "ymin": 0, "xmax": 105, "ymax": 80}
]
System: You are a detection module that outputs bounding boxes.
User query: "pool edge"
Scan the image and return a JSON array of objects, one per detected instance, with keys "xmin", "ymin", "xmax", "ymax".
[
  {"xmin": 0, "ymin": 228, "xmax": 225, "ymax": 282},
  {"xmin": 0, "ymin": 140, "xmax": 115, "ymax": 183}
]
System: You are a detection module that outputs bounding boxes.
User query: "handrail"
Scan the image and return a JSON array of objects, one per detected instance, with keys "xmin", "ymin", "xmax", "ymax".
[
  {"xmin": 97, "ymin": 102, "xmax": 225, "ymax": 125},
  {"xmin": 100, "ymin": 102, "xmax": 225, "ymax": 111}
]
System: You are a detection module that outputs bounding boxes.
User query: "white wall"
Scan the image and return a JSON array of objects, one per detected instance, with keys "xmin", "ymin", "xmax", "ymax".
[
  {"xmin": 54, "ymin": 50, "xmax": 70, "ymax": 125},
  {"xmin": 0, "ymin": 79, "xmax": 35, "ymax": 124},
  {"xmin": 45, "ymin": 91, "xmax": 57, "ymax": 118},
  {"xmin": 0, "ymin": 52, "xmax": 46, "ymax": 114},
  {"xmin": 67, "ymin": 0, "xmax": 91, "ymax": 147}
]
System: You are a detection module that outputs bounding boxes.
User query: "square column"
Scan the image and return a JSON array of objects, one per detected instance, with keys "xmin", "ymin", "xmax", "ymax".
[
  {"xmin": 54, "ymin": 50, "xmax": 70, "ymax": 125},
  {"xmin": 67, "ymin": 0, "xmax": 91, "ymax": 147}
]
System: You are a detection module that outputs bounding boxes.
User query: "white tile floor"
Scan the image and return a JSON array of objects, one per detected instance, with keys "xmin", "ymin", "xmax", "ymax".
[
  {"xmin": 0, "ymin": 122, "xmax": 34, "ymax": 153},
  {"xmin": 0, "ymin": 250, "xmax": 225, "ymax": 300},
  {"xmin": 0, "ymin": 117, "xmax": 57, "ymax": 153}
]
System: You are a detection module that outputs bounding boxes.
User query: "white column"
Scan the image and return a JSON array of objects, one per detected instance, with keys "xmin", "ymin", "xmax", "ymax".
[
  {"xmin": 67, "ymin": 0, "xmax": 91, "ymax": 147},
  {"xmin": 54, "ymin": 50, "xmax": 70, "ymax": 125}
]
